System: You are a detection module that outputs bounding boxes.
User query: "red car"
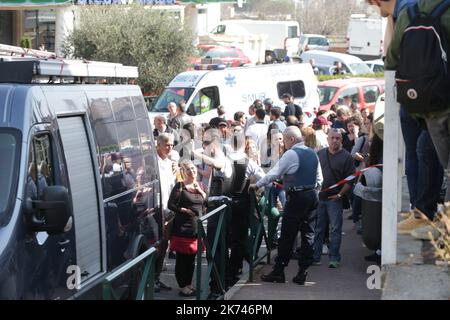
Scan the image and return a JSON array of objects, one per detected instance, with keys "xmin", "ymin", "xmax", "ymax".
[
  {"xmin": 192, "ymin": 45, "xmax": 252, "ymax": 68},
  {"xmin": 318, "ymin": 78, "xmax": 385, "ymax": 112}
]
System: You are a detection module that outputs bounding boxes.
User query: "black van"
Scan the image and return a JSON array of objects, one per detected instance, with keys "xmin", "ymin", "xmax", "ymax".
[{"xmin": 0, "ymin": 57, "xmax": 161, "ymax": 299}]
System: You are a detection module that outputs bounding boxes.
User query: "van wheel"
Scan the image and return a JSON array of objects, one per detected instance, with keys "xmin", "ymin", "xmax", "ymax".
[{"xmin": 125, "ymin": 235, "xmax": 149, "ymax": 300}]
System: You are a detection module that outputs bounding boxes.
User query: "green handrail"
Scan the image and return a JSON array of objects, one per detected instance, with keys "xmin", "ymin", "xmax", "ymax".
[
  {"xmin": 248, "ymin": 189, "xmax": 272, "ymax": 282},
  {"xmin": 103, "ymin": 246, "xmax": 157, "ymax": 300},
  {"xmin": 196, "ymin": 203, "xmax": 227, "ymax": 300}
]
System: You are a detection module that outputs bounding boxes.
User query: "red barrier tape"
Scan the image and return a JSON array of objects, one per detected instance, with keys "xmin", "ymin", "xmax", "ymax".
[{"xmin": 320, "ymin": 164, "xmax": 383, "ymax": 193}]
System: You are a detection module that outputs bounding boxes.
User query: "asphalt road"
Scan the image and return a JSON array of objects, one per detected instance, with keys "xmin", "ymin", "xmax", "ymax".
[{"xmin": 229, "ymin": 210, "xmax": 382, "ymax": 300}]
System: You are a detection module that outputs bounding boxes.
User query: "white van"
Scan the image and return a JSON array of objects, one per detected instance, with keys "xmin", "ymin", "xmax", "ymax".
[
  {"xmin": 210, "ymin": 20, "xmax": 300, "ymax": 62},
  {"xmin": 347, "ymin": 15, "xmax": 387, "ymax": 60},
  {"xmin": 150, "ymin": 63, "xmax": 320, "ymax": 125},
  {"xmin": 300, "ymin": 50, "xmax": 373, "ymax": 75}
]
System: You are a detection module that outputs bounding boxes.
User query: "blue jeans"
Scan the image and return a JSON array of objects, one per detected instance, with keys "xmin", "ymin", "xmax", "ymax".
[
  {"xmin": 400, "ymin": 106, "xmax": 422, "ymax": 208},
  {"xmin": 313, "ymin": 199, "xmax": 343, "ymax": 263},
  {"xmin": 270, "ymin": 186, "xmax": 286, "ymax": 242},
  {"xmin": 400, "ymin": 107, "xmax": 443, "ymax": 218},
  {"xmin": 271, "ymin": 186, "xmax": 286, "ymax": 208}
]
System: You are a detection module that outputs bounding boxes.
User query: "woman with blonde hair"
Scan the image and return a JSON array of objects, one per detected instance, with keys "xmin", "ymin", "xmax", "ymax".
[
  {"xmin": 168, "ymin": 160, "xmax": 207, "ymax": 297},
  {"xmin": 245, "ymin": 138, "xmax": 261, "ymax": 166},
  {"xmin": 301, "ymin": 127, "xmax": 321, "ymax": 152}
]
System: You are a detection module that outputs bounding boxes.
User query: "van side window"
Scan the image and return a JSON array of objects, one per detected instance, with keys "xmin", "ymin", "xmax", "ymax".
[
  {"xmin": 190, "ymin": 86, "xmax": 220, "ymax": 115},
  {"xmin": 288, "ymin": 26, "xmax": 298, "ymax": 38},
  {"xmin": 111, "ymin": 96, "xmax": 135, "ymax": 121},
  {"xmin": 373, "ymin": 65, "xmax": 384, "ymax": 73},
  {"xmin": 277, "ymin": 81, "xmax": 305, "ymax": 99},
  {"xmin": 115, "ymin": 121, "xmax": 141, "ymax": 191},
  {"xmin": 90, "ymin": 97, "xmax": 114, "ymax": 123},
  {"xmin": 95, "ymin": 122, "xmax": 121, "ymax": 198},
  {"xmin": 26, "ymin": 133, "xmax": 54, "ymax": 200},
  {"xmin": 137, "ymin": 119, "xmax": 158, "ymax": 183},
  {"xmin": 337, "ymin": 87, "xmax": 359, "ymax": 105},
  {"xmin": 132, "ymin": 96, "xmax": 148, "ymax": 119},
  {"xmin": 363, "ymin": 85, "xmax": 379, "ymax": 104}
]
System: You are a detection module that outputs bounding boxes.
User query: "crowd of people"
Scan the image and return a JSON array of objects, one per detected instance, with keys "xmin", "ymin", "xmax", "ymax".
[
  {"xmin": 152, "ymin": 89, "xmax": 384, "ymax": 296},
  {"xmin": 150, "ymin": 0, "xmax": 450, "ymax": 297}
]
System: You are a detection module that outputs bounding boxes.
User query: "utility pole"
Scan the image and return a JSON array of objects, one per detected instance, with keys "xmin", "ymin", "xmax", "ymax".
[{"xmin": 294, "ymin": 0, "xmax": 298, "ymax": 21}]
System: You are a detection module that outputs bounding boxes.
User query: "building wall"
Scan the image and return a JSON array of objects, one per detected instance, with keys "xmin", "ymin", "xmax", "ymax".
[{"xmin": 1, "ymin": 2, "xmax": 223, "ymax": 54}]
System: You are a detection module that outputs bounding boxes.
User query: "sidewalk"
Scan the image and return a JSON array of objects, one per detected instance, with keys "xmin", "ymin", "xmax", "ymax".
[
  {"xmin": 380, "ymin": 177, "xmax": 450, "ymax": 300},
  {"xmin": 227, "ymin": 211, "xmax": 382, "ymax": 300}
]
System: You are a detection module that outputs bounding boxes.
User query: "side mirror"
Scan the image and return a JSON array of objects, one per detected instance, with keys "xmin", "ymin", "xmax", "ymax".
[{"xmin": 27, "ymin": 186, "xmax": 72, "ymax": 235}]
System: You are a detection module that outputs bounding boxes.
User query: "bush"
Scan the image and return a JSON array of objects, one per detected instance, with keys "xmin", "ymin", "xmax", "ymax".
[
  {"xmin": 20, "ymin": 37, "xmax": 32, "ymax": 49},
  {"xmin": 63, "ymin": 5, "xmax": 196, "ymax": 95},
  {"xmin": 318, "ymin": 72, "xmax": 385, "ymax": 82},
  {"xmin": 430, "ymin": 202, "xmax": 450, "ymax": 265}
]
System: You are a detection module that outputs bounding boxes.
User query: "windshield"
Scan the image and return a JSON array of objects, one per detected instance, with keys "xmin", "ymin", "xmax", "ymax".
[
  {"xmin": 204, "ymin": 49, "xmax": 238, "ymax": 58},
  {"xmin": 151, "ymin": 88, "xmax": 195, "ymax": 112},
  {"xmin": 349, "ymin": 63, "xmax": 373, "ymax": 75},
  {"xmin": 318, "ymin": 86, "xmax": 338, "ymax": 105},
  {"xmin": 0, "ymin": 129, "xmax": 20, "ymax": 220}
]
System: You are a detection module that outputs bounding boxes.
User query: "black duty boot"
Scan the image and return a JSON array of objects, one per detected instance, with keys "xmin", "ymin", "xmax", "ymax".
[
  {"xmin": 261, "ymin": 265, "xmax": 285, "ymax": 283},
  {"xmin": 292, "ymin": 270, "xmax": 308, "ymax": 285}
]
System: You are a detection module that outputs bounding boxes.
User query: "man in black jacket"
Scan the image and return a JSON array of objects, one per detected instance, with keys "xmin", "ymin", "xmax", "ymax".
[{"xmin": 282, "ymin": 93, "xmax": 303, "ymax": 122}]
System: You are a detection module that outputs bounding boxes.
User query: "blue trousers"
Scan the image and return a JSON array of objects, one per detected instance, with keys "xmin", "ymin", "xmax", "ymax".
[{"xmin": 400, "ymin": 107, "xmax": 443, "ymax": 219}]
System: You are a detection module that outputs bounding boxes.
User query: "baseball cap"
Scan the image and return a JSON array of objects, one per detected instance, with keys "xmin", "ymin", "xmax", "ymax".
[
  {"xmin": 313, "ymin": 116, "xmax": 330, "ymax": 126},
  {"xmin": 281, "ymin": 93, "xmax": 292, "ymax": 99}
]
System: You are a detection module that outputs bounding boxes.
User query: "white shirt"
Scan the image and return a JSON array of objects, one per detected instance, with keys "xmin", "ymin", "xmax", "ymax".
[
  {"xmin": 245, "ymin": 115, "xmax": 270, "ymax": 132},
  {"xmin": 157, "ymin": 154, "xmax": 176, "ymax": 212},
  {"xmin": 256, "ymin": 142, "xmax": 323, "ymax": 189},
  {"xmin": 246, "ymin": 122, "xmax": 269, "ymax": 162},
  {"xmin": 315, "ymin": 130, "xmax": 329, "ymax": 150}
]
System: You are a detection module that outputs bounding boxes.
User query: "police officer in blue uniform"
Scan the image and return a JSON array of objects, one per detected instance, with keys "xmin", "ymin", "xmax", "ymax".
[{"xmin": 250, "ymin": 126, "xmax": 323, "ymax": 285}]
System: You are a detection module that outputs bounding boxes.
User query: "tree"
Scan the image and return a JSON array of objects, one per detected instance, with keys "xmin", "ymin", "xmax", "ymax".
[
  {"xmin": 63, "ymin": 5, "xmax": 196, "ymax": 95},
  {"xmin": 298, "ymin": 0, "xmax": 360, "ymax": 35},
  {"xmin": 237, "ymin": 0, "xmax": 367, "ymax": 36}
]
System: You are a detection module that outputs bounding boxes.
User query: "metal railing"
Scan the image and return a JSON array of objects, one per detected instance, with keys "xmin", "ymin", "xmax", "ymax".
[
  {"xmin": 102, "ymin": 246, "xmax": 157, "ymax": 300},
  {"xmin": 248, "ymin": 189, "xmax": 273, "ymax": 282},
  {"xmin": 196, "ymin": 203, "xmax": 228, "ymax": 300}
]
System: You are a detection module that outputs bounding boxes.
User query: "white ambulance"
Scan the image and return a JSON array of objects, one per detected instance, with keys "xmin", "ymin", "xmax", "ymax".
[{"xmin": 150, "ymin": 63, "xmax": 320, "ymax": 125}]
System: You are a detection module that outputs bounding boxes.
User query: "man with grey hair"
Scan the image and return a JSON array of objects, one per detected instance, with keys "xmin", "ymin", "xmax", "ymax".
[
  {"xmin": 314, "ymin": 128, "xmax": 355, "ymax": 268},
  {"xmin": 169, "ymin": 101, "xmax": 192, "ymax": 130},
  {"xmin": 154, "ymin": 132, "xmax": 178, "ymax": 292},
  {"xmin": 167, "ymin": 102, "xmax": 178, "ymax": 130},
  {"xmin": 153, "ymin": 114, "xmax": 173, "ymax": 138},
  {"xmin": 250, "ymin": 126, "xmax": 323, "ymax": 285}
]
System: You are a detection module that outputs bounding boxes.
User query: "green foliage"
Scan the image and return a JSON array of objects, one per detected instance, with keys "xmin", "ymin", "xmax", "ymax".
[
  {"xmin": 20, "ymin": 36, "xmax": 32, "ymax": 49},
  {"xmin": 63, "ymin": 5, "xmax": 196, "ymax": 95},
  {"xmin": 318, "ymin": 72, "xmax": 384, "ymax": 82}
]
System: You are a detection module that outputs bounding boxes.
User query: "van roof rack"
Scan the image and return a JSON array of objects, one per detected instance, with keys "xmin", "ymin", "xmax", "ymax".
[{"xmin": 0, "ymin": 44, "xmax": 138, "ymax": 84}]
